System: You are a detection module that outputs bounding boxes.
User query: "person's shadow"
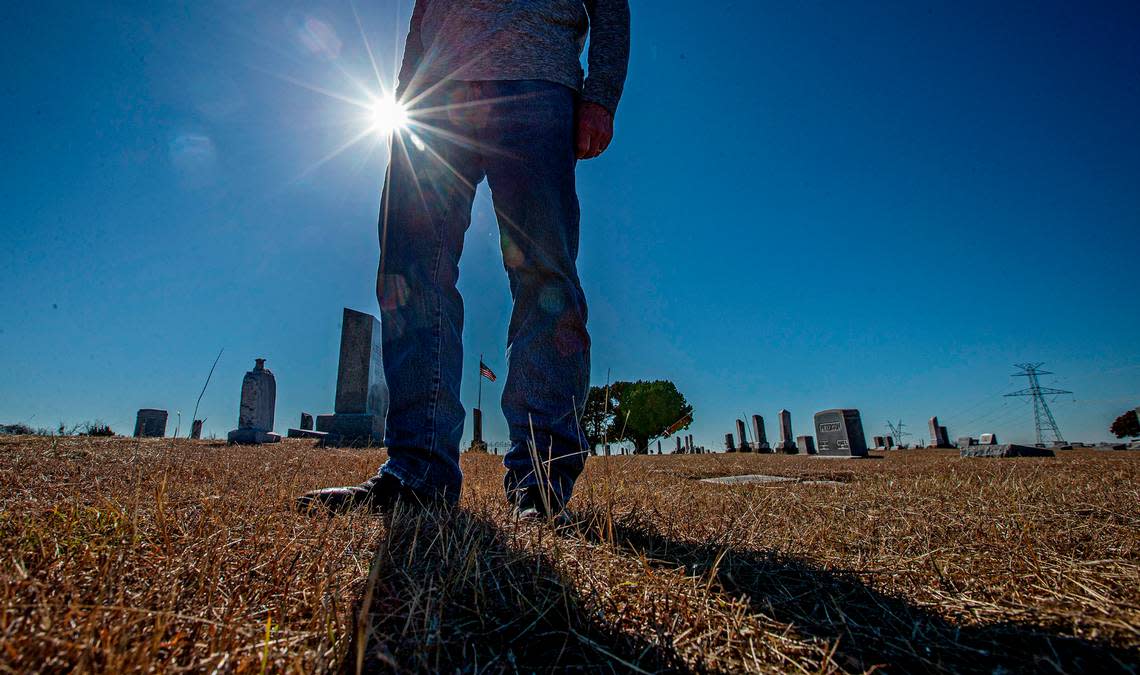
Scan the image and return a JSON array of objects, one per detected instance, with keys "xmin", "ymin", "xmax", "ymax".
[
  {"xmin": 347, "ymin": 505, "xmax": 1137, "ymax": 673},
  {"xmin": 581, "ymin": 511, "xmax": 1138, "ymax": 674},
  {"xmin": 345, "ymin": 505, "xmax": 695, "ymax": 673}
]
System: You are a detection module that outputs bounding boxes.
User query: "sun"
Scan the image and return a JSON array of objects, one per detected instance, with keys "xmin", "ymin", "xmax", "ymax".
[{"xmin": 370, "ymin": 95, "xmax": 409, "ymax": 135}]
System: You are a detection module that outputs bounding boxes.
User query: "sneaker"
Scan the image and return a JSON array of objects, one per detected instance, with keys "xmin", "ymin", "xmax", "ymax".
[
  {"xmin": 296, "ymin": 473, "xmax": 427, "ymax": 515},
  {"xmin": 512, "ymin": 486, "xmax": 572, "ymax": 527}
]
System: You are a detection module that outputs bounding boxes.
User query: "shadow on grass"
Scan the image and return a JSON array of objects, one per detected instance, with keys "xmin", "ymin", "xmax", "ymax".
[
  {"xmin": 588, "ymin": 512, "xmax": 1138, "ymax": 674},
  {"xmin": 346, "ymin": 505, "xmax": 695, "ymax": 674}
]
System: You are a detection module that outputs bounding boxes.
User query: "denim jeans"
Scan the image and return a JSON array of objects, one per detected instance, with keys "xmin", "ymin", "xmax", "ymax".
[{"xmin": 376, "ymin": 80, "xmax": 590, "ymax": 508}]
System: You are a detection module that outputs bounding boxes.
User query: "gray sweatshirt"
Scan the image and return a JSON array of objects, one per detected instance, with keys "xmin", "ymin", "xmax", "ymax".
[{"xmin": 396, "ymin": 0, "xmax": 630, "ymax": 115}]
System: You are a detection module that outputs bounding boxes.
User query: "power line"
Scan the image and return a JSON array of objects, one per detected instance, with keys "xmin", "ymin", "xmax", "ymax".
[{"xmin": 1004, "ymin": 363, "xmax": 1071, "ymax": 446}]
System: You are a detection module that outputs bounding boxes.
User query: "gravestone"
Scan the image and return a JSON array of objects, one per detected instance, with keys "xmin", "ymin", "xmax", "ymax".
[
  {"xmin": 885, "ymin": 435, "xmax": 894, "ymax": 450},
  {"xmin": 190, "ymin": 419, "xmax": 203, "ymax": 440},
  {"xmin": 724, "ymin": 433, "xmax": 736, "ymax": 452},
  {"xmin": 872, "ymin": 436, "xmax": 885, "ymax": 449},
  {"xmin": 736, "ymin": 419, "xmax": 752, "ymax": 452},
  {"xmin": 813, "ymin": 409, "xmax": 868, "ymax": 457},
  {"xmin": 288, "ymin": 411, "xmax": 326, "ymax": 439},
  {"xmin": 317, "ymin": 308, "xmax": 389, "ymax": 446},
  {"xmin": 134, "ymin": 409, "xmax": 167, "ymax": 438},
  {"xmin": 957, "ymin": 436, "xmax": 976, "ymax": 449},
  {"xmin": 676, "ymin": 437, "xmax": 682, "ymax": 453},
  {"xmin": 926, "ymin": 417, "xmax": 952, "ymax": 448},
  {"xmin": 796, "ymin": 435, "xmax": 817, "ymax": 455},
  {"xmin": 467, "ymin": 408, "xmax": 487, "ymax": 452},
  {"xmin": 228, "ymin": 359, "xmax": 282, "ymax": 444},
  {"xmin": 979, "ymin": 433, "xmax": 998, "ymax": 445},
  {"xmin": 775, "ymin": 409, "xmax": 797, "ymax": 453},
  {"xmin": 750, "ymin": 414, "xmax": 771, "ymax": 452},
  {"xmin": 961, "ymin": 444, "xmax": 1055, "ymax": 458}
]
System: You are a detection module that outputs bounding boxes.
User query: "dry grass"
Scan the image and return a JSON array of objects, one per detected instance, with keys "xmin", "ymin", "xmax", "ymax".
[{"xmin": 1, "ymin": 436, "xmax": 1138, "ymax": 673}]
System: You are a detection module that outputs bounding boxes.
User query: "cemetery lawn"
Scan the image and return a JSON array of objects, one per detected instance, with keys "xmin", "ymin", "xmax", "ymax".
[{"xmin": 1, "ymin": 437, "xmax": 1138, "ymax": 673}]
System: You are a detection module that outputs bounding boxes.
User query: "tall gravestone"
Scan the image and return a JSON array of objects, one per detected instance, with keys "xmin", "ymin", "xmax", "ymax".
[
  {"xmin": 724, "ymin": 433, "xmax": 736, "ymax": 452},
  {"xmin": 228, "ymin": 359, "xmax": 282, "ymax": 444},
  {"xmin": 872, "ymin": 436, "xmax": 885, "ymax": 449},
  {"xmin": 317, "ymin": 308, "xmax": 389, "ymax": 446},
  {"xmin": 676, "ymin": 437, "xmax": 682, "ymax": 453},
  {"xmin": 134, "ymin": 409, "xmax": 167, "ymax": 438},
  {"xmin": 885, "ymin": 435, "xmax": 894, "ymax": 450},
  {"xmin": 928, "ymin": 416, "xmax": 952, "ymax": 448},
  {"xmin": 190, "ymin": 419, "xmax": 203, "ymax": 440},
  {"xmin": 736, "ymin": 418, "xmax": 752, "ymax": 452},
  {"xmin": 813, "ymin": 409, "xmax": 868, "ymax": 457},
  {"xmin": 469, "ymin": 408, "xmax": 487, "ymax": 452},
  {"xmin": 775, "ymin": 409, "xmax": 797, "ymax": 453},
  {"xmin": 750, "ymin": 414, "xmax": 771, "ymax": 452}
]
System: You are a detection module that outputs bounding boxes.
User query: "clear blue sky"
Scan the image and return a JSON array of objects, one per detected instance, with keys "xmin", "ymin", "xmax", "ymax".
[{"xmin": 3, "ymin": 1, "xmax": 1138, "ymax": 447}]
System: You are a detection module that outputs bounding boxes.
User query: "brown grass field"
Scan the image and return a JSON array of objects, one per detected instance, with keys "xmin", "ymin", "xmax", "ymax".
[{"xmin": 1, "ymin": 436, "xmax": 1138, "ymax": 673}]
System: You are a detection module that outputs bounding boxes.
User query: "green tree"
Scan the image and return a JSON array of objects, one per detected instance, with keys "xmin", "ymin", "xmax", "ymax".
[
  {"xmin": 581, "ymin": 382, "xmax": 624, "ymax": 454},
  {"xmin": 1110, "ymin": 409, "xmax": 1139, "ymax": 439},
  {"xmin": 612, "ymin": 380, "xmax": 693, "ymax": 454}
]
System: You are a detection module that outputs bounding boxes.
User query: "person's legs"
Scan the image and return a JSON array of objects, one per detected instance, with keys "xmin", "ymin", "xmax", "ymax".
[
  {"xmin": 481, "ymin": 81, "xmax": 590, "ymax": 512},
  {"xmin": 376, "ymin": 83, "xmax": 486, "ymax": 504}
]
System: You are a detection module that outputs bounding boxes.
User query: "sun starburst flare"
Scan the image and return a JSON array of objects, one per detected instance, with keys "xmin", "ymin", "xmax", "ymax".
[{"xmin": 369, "ymin": 95, "xmax": 409, "ymax": 135}]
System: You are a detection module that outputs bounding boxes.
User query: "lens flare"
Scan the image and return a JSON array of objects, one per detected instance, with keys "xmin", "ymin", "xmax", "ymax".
[{"xmin": 371, "ymin": 96, "xmax": 408, "ymax": 135}]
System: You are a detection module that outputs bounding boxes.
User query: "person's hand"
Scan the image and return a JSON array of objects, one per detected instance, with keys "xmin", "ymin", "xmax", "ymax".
[{"xmin": 575, "ymin": 101, "xmax": 614, "ymax": 160}]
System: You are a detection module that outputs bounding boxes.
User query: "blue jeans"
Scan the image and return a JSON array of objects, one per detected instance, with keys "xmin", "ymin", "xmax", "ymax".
[{"xmin": 376, "ymin": 80, "xmax": 590, "ymax": 508}]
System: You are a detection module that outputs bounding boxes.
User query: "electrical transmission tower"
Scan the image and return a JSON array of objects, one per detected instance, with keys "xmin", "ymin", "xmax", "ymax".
[
  {"xmin": 1004, "ymin": 363, "xmax": 1071, "ymax": 446},
  {"xmin": 886, "ymin": 419, "xmax": 911, "ymax": 445}
]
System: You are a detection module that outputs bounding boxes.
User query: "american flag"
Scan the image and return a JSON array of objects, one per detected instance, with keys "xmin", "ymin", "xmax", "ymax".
[{"xmin": 479, "ymin": 360, "xmax": 497, "ymax": 382}]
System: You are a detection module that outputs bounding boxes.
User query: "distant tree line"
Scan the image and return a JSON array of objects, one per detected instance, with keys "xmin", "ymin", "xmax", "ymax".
[{"xmin": 0, "ymin": 421, "xmax": 115, "ymax": 437}]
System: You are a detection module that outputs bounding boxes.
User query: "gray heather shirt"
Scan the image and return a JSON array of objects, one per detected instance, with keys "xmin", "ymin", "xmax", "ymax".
[{"xmin": 396, "ymin": 0, "xmax": 630, "ymax": 115}]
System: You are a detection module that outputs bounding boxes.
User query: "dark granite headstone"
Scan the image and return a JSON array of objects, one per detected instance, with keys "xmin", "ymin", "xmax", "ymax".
[
  {"xmin": 134, "ymin": 409, "xmax": 168, "ymax": 438},
  {"xmin": 724, "ymin": 433, "xmax": 736, "ymax": 452},
  {"xmin": 813, "ymin": 409, "xmax": 868, "ymax": 457}
]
